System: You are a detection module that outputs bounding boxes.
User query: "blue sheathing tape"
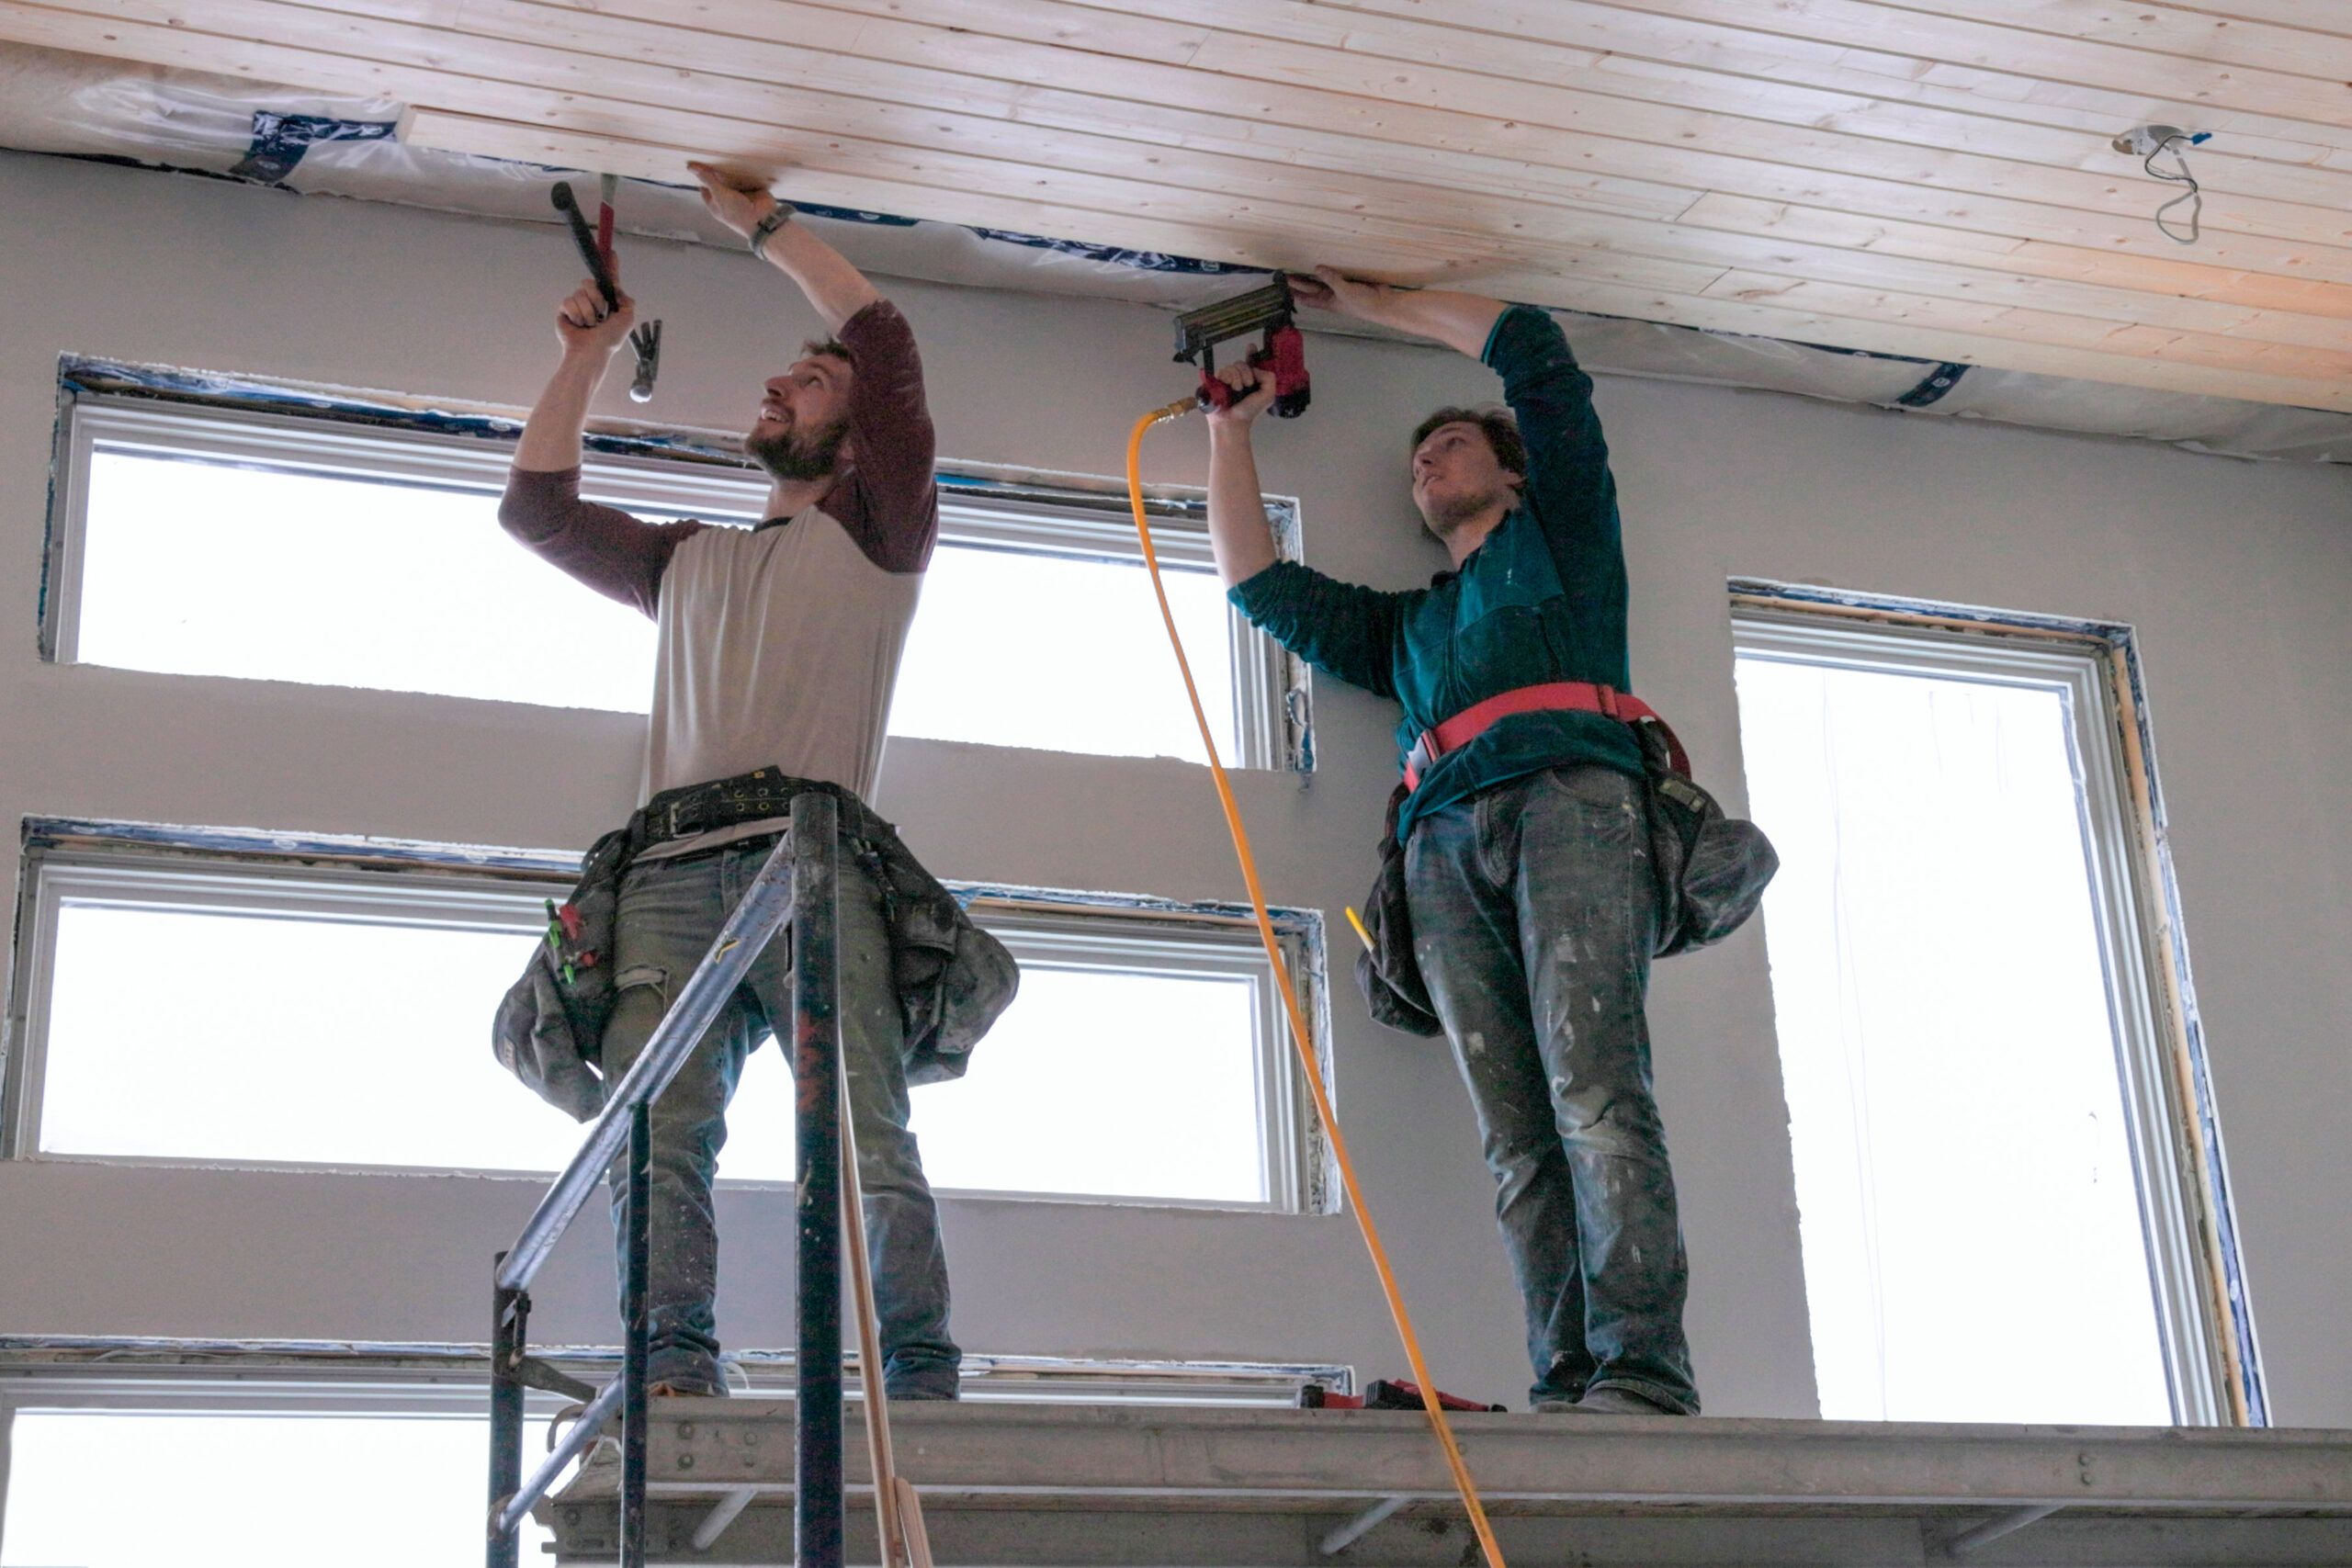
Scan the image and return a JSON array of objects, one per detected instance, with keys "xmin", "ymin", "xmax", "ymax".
[
  {"xmin": 57, "ymin": 355, "xmax": 745, "ymax": 468},
  {"xmin": 967, "ymin": 228, "xmax": 1265, "ymax": 276},
  {"xmin": 228, "ymin": 111, "xmax": 400, "ymax": 185},
  {"xmin": 1894, "ymin": 362, "xmax": 1973, "ymax": 408},
  {"xmin": 784, "ymin": 199, "xmax": 920, "ymax": 229},
  {"xmin": 1729, "ymin": 575, "xmax": 2269, "ymax": 1424}
]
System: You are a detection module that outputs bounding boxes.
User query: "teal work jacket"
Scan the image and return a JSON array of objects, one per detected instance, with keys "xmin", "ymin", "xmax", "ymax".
[{"xmin": 1228, "ymin": 304, "xmax": 1642, "ymax": 844}]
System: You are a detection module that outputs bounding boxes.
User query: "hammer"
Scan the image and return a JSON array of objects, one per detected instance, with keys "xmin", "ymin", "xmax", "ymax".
[{"xmin": 551, "ymin": 178, "xmax": 662, "ymax": 402}]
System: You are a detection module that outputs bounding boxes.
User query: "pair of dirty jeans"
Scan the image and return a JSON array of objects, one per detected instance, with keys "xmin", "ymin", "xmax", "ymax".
[
  {"xmin": 1403, "ymin": 762, "xmax": 1699, "ymax": 1414},
  {"xmin": 599, "ymin": 833, "xmax": 960, "ymax": 1399}
]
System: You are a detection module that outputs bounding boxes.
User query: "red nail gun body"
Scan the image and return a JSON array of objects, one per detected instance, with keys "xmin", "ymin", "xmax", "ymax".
[
  {"xmin": 1300, "ymin": 1379, "xmax": 1507, "ymax": 1414},
  {"xmin": 1174, "ymin": 273, "xmax": 1311, "ymax": 418}
]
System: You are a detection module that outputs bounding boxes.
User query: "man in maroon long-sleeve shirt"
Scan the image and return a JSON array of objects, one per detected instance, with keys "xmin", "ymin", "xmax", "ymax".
[{"xmin": 498, "ymin": 164, "xmax": 957, "ymax": 1399}]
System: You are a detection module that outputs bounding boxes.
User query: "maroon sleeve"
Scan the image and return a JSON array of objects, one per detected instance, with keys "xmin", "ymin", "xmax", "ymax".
[
  {"xmin": 826, "ymin": 299, "xmax": 939, "ymax": 574},
  {"xmin": 498, "ymin": 467, "xmax": 706, "ymax": 619}
]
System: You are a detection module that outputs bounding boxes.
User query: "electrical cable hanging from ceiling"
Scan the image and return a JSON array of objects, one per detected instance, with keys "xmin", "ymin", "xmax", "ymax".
[
  {"xmin": 2113, "ymin": 126, "xmax": 2211, "ymax": 246},
  {"xmin": 2144, "ymin": 134, "xmax": 2204, "ymax": 245}
]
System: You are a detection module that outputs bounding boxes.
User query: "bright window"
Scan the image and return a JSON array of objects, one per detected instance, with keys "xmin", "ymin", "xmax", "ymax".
[
  {"xmin": 51, "ymin": 388, "xmax": 1302, "ymax": 768},
  {"xmin": 890, "ymin": 533, "xmax": 1242, "ymax": 766},
  {"xmin": 70, "ymin": 441, "xmax": 663, "ymax": 712},
  {"xmin": 8, "ymin": 840, "xmax": 1317, "ymax": 1212},
  {"xmin": 1, "ymin": 1409, "xmax": 556, "ymax": 1567},
  {"xmin": 1732, "ymin": 603, "xmax": 2230, "ymax": 1425},
  {"xmin": 724, "ymin": 912, "xmax": 1303, "ymax": 1206}
]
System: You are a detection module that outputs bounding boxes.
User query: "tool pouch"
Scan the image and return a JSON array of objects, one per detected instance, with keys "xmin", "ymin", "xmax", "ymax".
[
  {"xmin": 1630, "ymin": 717, "xmax": 1780, "ymax": 958},
  {"xmin": 491, "ymin": 825, "xmax": 632, "ymax": 1122},
  {"xmin": 1352, "ymin": 782, "xmax": 1444, "ymax": 1038}
]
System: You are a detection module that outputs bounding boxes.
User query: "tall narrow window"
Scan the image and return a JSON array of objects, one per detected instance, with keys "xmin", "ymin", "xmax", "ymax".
[{"xmin": 1730, "ymin": 590, "xmax": 2249, "ymax": 1426}]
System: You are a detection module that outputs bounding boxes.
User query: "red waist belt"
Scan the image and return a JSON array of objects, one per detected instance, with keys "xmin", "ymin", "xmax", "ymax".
[{"xmin": 1402, "ymin": 680, "xmax": 1684, "ymax": 792}]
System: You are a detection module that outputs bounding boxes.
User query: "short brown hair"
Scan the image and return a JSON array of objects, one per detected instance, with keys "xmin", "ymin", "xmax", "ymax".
[{"xmin": 1410, "ymin": 405, "xmax": 1524, "ymax": 478}]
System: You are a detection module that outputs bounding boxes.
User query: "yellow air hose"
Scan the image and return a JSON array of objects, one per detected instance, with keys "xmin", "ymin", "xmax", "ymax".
[{"xmin": 1124, "ymin": 401, "xmax": 1507, "ymax": 1568}]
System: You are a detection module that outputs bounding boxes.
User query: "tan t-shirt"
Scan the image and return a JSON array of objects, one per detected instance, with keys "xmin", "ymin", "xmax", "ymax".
[{"xmin": 499, "ymin": 299, "xmax": 937, "ymax": 853}]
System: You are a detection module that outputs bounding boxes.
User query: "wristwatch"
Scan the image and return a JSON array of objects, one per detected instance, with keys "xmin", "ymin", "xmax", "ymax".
[{"xmin": 747, "ymin": 202, "xmax": 794, "ymax": 259}]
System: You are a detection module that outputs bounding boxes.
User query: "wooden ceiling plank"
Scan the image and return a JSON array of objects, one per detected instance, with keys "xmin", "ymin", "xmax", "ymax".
[
  {"xmin": 409, "ymin": 107, "xmax": 2352, "ymax": 413},
  {"xmin": 1913, "ymin": 66, "xmax": 2352, "ymax": 166},
  {"xmin": 26, "ymin": 0, "xmax": 1781, "ymax": 282},
  {"xmin": 495, "ymin": 0, "xmax": 2352, "ymax": 271},
  {"xmin": 1314, "ymin": 0, "xmax": 2352, "ymax": 164},
  {"xmin": 0, "ymin": 0, "xmax": 1492, "ymax": 254},
  {"xmin": 514, "ymin": 0, "xmax": 2352, "ymax": 256},
  {"xmin": 378, "ymin": 0, "xmax": 1705, "ymax": 225},
  {"xmin": 2150, "ymin": 0, "xmax": 2352, "ymax": 39},
  {"xmin": 0, "ymin": 2, "xmax": 1791, "ymax": 307},
  {"xmin": 1538, "ymin": 0, "xmax": 2352, "ymax": 124},
  {"xmin": 1853, "ymin": 0, "xmax": 2352, "ymax": 81},
  {"xmin": 1174, "ymin": 28, "xmax": 2352, "ymax": 248},
  {"xmin": 1698, "ymin": 272, "xmax": 2352, "ymax": 379},
  {"xmin": 605, "ymin": 0, "xmax": 2352, "ymax": 230},
  {"xmin": 893, "ymin": 0, "xmax": 2352, "ymax": 211},
  {"xmin": 1681, "ymin": 194, "xmax": 2352, "ymax": 321}
]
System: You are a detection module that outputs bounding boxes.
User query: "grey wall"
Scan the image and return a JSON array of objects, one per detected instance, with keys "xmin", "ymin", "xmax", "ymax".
[{"xmin": 0, "ymin": 152, "xmax": 2345, "ymax": 1426}]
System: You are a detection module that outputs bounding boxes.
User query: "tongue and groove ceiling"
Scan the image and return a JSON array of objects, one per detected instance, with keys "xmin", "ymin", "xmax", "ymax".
[{"xmin": 5, "ymin": 0, "xmax": 2351, "ymax": 414}]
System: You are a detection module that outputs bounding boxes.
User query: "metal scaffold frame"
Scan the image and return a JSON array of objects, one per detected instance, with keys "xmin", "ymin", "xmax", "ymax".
[{"xmin": 486, "ymin": 791, "xmax": 842, "ymax": 1568}]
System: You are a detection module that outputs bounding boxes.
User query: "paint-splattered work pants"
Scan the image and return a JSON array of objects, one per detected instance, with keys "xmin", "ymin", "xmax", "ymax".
[
  {"xmin": 1404, "ymin": 763, "xmax": 1698, "ymax": 1413},
  {"xmin": 599, "ymin": 836, "xmax": 959, "ymax": 1399}
]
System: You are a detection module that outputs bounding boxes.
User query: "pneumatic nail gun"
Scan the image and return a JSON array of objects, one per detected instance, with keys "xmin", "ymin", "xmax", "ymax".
[{"xmin": 1173, "ymin": 273, "xmax": 1311, "ymax": 418}]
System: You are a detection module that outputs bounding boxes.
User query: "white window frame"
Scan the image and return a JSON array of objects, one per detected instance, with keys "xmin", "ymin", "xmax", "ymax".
[
  {"xmin": 1730, "ymin": 595, "xmax": 2249, "ymax": 1427},
  {"xmin": 44, "ymin": 387, "xmax": 1307, "ymax": 771},
  {"xmin": 2, "ymin": 834, "xmax": 1328, "ymax": 1214},
  {"xmin": 976, "ymin": 905, "xmax": 1321, "ymax": 1213}
]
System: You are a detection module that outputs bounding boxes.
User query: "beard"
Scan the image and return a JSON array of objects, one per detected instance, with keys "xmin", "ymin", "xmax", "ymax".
[
  {"xmin": 1418, "ymin": 481, "xmax": 1512, "ymax": 538},
  {"xmin": 746, "ymin": 417, "xmax": 849, "ymax": 482}
]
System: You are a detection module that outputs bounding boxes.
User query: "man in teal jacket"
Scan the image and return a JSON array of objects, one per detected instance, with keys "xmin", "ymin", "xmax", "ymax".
[{"xmin": 1204, "ymin": 270, "xmax": 1694, "ymax": 1416}]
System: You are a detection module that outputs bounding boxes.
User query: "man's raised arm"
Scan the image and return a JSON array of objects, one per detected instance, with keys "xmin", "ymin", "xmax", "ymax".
[
  {"xmin": 1287, "ymin": 270, "xmax": 1506, "ymax": 361},
  {"xmin": 1294, "ymin": 268, "xmax": 1611, "ymax": 562},
  {"xmin": 690, "ymin": 161, "xmax": 878, "ymax": 333},
  {"xmin": 502, "ymin": 276, "xmax": 702, "ymax": 618},
  {"xmin": 689, "ymin": 163, "xmax": 937, "ymax": 573},
  {"xmin": 1204, "ymin": 361, "xmax": 1408, "ymax": 701}
]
